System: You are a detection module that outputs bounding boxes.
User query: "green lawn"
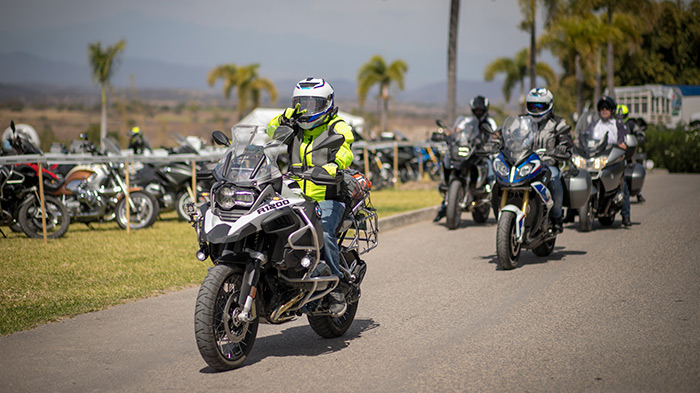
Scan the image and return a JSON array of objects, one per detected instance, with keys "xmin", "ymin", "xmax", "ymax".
[{"xmin": 0, "ymin": 185, "xmax": 440, "ymax": 335}]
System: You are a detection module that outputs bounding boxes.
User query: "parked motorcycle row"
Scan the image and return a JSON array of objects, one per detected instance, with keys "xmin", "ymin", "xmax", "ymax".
[
  {"xmin": 0, "ymin": 120, "xmax": 216, "ymax": 239},
  {"xmin": 430, "ymin": 111, "xmax": 647, "ymax": 270}
]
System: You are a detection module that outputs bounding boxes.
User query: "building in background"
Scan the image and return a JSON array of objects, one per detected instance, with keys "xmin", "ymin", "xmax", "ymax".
[{"xmin": 613, "ymin": 85, "xmax": 700, "ymax": 128}]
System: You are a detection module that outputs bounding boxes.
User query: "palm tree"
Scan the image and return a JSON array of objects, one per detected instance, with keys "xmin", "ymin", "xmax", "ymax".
[
  {"xmin": 447, "ymin": 0, "xmax": 461, "ymax": 125},
  {"xmin": 357, "ymin": 55, "xmax": 408, "ymax": 135},
  {"xmin": 518, "ymin": 0, "xmax": 562, "ymax": 90},
  {"xmin": 207, "ymin": 63, "xmax": 278, "ymax": 121},
  {"xmin": 88, "ymin": 39, "xmax": 126, "ymax": 148},
  {"xmin": 483, "ymin": 48, "xmax": 556, "ymax": 112}
]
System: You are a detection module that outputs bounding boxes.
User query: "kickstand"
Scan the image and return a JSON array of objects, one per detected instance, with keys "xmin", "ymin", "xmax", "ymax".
[
  {"xmin": 0, "ymin": 227, "xmax": 6, "ymax": 238},
  {"xmin": 86, "ymin": 223, "xmax": 95, "ymax": 230}
]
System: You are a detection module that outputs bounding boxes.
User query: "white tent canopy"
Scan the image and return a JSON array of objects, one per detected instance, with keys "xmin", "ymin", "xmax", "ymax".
[{"xmin": 237, "ymin": 108, "xmax": 365, "ymax": 136}]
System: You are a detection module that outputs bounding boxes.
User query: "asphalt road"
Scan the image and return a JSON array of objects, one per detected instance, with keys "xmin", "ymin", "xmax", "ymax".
[{"xmin": 1, "ymin": 170, "xmax": 699, "ymax": 393}]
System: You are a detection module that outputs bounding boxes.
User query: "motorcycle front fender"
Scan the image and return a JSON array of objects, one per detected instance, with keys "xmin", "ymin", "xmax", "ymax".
[{"xmin": 499, "ymin": 204, "xmax": 525, "ymax": 243}]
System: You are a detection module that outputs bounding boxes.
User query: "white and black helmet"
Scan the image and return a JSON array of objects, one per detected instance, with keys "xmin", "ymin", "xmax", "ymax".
[
  {"xmin": 292, "ymin": 77, "xmax": 335, "ymax": 129},
  {"xmin": 525, "ymin": 87, "xmax": 554, "ymax": 121}
]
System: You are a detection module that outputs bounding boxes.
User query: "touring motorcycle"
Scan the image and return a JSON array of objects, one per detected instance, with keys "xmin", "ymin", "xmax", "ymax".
[
  {"xmin": 493, "ymin": 116, "xmax": 590, "ymax": 269},
  {"xmin": 571, "ymin": 111, "xmax": 644, "ymax": 231},
  {"xmin": 188, "ymin": 124, "xmax": 377, "ymax": 371},
  {"xmin": 433, "ymin": 117, "xmax": 496, "ymax": 229}
]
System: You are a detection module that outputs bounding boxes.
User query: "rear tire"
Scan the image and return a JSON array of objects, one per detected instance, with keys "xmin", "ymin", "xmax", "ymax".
[
  {"xmin": 578, "ymin": 198, "xmax": 594, "ymax": 232},
  {"xmin": 599, "ymin": 214, "xmax": 615, "ymax": 227},
  {"xmin": 116, "ymin": 191, "xmax": 158, "ymax": 230},
  {"xmin": 194, "ymin": 265, "xmax": 259, "ymax": 371},
  {"xmin": 308, "ymin": 300, "xmax": 358, "ymax": 338},
  {"xmin": 532, "ymin": 237, "xmax": 556, "ymax": 257},
  {"xmin": 471, "ymin": 204, "xmax": 490, "ymax": 224},
  {"xmin": 496, "ymin": 210, "xmax": 520, "ymax": 270},
  {"xmin": 446, "ymin": 180, "xmax": 463, "ymax": 230},
  {"xmin": 18, "ymin": 195, "xmax": 71, "ymax": 239}
]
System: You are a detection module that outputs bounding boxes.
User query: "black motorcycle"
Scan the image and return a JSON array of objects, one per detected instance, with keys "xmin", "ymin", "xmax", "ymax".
[
  {"xmin": 433, "ymin": 117, "xmax": 496, "ymax": 229},
  {"xmin": 0, "ymin": 121, "xmax": 70, "ymax": 239}
]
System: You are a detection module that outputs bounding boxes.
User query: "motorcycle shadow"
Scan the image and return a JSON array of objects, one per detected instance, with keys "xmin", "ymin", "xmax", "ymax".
[
  {"xmin": 482, "ymin": 247, "xmax": 588, "ymax": 269},
  {"xmin": 199, "ymin": 317, "xmax": 379, "ymax": 372},
  {"xmin": 437, "ymin": 217, "xmax": 498, "ymax": 230}
]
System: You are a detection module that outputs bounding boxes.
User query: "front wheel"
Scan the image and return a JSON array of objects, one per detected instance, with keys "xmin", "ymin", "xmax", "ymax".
[
  {"xmin": 18, "ymin": 195, "xmax": 71, "ymax": 239},
  {"xmin": 496, "ymin": 210, "xmax": 521, "ymax": 270},
  {"xmin": 308, "ymin": 299, "xmax": 358, "ymax": 338},
  {"xmin": 194, "ymin": 265, "xmax": 259, "ymax": 371},
  {"xmin": 471, "ymin": 204, "xmax": 490, "ymax": 224},
  {"xmin": 578, "ymin": 198, "xmax": 594, "ymax": 232},
  {"xmin": 116, "ymin": 191, "xmax": 158, "ymax": 230},
  {"xmin": 446, "ymin": 180, "xmax": 464, "ymax": 230}
]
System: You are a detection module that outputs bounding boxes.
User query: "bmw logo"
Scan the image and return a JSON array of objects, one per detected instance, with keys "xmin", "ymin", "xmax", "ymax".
[{"xmin": 314, "ymin": 205, "xmax": 322, "ymax": 218}]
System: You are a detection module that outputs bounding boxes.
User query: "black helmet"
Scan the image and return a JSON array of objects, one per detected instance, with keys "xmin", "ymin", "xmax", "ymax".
[
  {"xmin": 470, "ymin": 95, "xmax": 489, "ymax": 121},
  {"xmin": 597, "ymin": 96, "xmax": 617, "ymax": 112}
]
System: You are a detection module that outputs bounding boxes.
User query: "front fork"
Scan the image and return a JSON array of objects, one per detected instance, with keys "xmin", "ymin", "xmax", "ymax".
[
  {"xmin": 499, "ymin": 189, "xmax": 530, "ymax": 243},
  {"xmin": 236, "ymin": 249, "xmax": 266, "ymax": 323}
]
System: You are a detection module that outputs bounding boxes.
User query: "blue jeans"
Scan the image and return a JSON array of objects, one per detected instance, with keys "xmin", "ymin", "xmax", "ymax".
[
  {"xmin": 317, "ymin": 199, "xmax": 345, "ymax": 279},
  {"xmin": 622, "ymin": 181, "xmax": 631, "ymax": 218},
  {"xmin": 547, "ymin": 165, "xmax": 563, "ymax": 219}
]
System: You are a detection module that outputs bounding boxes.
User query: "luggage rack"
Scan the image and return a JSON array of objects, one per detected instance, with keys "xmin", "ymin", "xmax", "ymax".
[{"xmin": 339, "ymin": 193, "xmax": 378, "ymax": 255}]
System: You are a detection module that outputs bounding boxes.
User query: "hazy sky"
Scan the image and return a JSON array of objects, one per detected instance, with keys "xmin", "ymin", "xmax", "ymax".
[{"xmin": 0, "ymin": 0, "xmax": 552, "ymax": 90}]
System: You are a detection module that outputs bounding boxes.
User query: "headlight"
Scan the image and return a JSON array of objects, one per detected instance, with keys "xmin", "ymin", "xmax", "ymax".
[
  {"xmin": 572, "ymin": 155, "xmax": 586, "ymax": 169},
  {"xmin": 215, "ymin": 186, "xmax": 256, "ymax": 210},
  {"xmin": 493, "ymin": 159, "xmax": 509, "ymax": 178},
  {"xmin": 593, "ymin": 157, "xmax": 608, "ymax": 170},
  {"xmin": 518, "ymin": 162, "xmax": 537, "ymax": 177},
  {"xmin": 457, "ymin": 146, "xmax": 471, "ymax": 157}
]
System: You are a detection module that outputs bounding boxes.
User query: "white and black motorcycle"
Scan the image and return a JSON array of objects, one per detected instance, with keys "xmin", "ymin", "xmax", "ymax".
[{"xmin": 187, "ymin": 125, "xmax": 378, "ymax": 371}]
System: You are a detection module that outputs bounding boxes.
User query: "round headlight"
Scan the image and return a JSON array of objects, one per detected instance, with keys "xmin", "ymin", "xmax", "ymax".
[
  {"xmin": 494, "ymin": 159, "xmax": 509, "ymax": 178},
  {"xmin": 216, "ymin": 186, "xmax": 235, "ymax": 210}
]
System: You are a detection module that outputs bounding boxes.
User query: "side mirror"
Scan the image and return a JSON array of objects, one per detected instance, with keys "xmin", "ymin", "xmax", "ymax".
[
  {"xmin": 211, "ymin": 130, "xmax": 230, "ymax": 147},
  {"xmin": 435, "ymin": 119, "xmax": 448, "ymax": 129},
  {"xmin": 430, "ymin": 131, "xmax": 446, "ymax": 142}
]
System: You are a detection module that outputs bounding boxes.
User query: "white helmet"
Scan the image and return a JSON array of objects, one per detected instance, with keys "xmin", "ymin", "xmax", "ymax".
[
  {"xmin": 292, "ymin": 77, "xmax": 335, "ymax": 129},
  {"xmin": 525, "ymin": 87, "xmax": 554, "ymax": 122}
]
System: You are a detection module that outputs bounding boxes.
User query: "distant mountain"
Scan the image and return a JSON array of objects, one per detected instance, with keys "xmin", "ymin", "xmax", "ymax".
[{"xmin": 0, "ymin": 51, "xmax": 515, "ymax": 106}]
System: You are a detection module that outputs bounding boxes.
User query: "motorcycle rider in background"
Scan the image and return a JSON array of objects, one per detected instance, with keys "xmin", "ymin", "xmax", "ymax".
[
  {"xmin": 593, "ymin": 96, "xmax": 631, "ymax": 227},
  {"xmin": 434, "ymin": 95, "xmax": 498, "ymax": 222},
  {"xmin": 127, "ymin": 126, "xmax": 152, "ymax": 155},
  {"xmin": 524, "ymin": 88, "xmax": 573, "ymax": 234},
  {"xmin": 267, "ymin": 77, "xmax": 354, "ymax": 317},
  {"xmin": 616, "ymin": 104, "xmax": 646, "ymax": 203}
]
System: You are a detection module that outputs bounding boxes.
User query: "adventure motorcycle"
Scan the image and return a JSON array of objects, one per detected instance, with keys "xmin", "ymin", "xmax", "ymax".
[
  {"xmin": 571, "ymin": 111, "xmax": 643, "ymax": 231},
  {"xmin": 188, "ymin": 125, "xmax": 377, "ymax": 371},
  {"xmin": 493, "ymin": 116, "xmax": 590, "ymax": 269},
  {"xmin": 0, "ymin": 121, "xmax": 71, "ymax": 239},
  {"xmin": 433, "ymin": 117, "xmax": 496, "ymax": 229}
]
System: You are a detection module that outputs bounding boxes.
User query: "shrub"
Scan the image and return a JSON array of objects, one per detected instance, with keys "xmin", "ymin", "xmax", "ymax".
[{"xmin": 645, "ymin": 125, "xmax": 700, "ymax": 173}]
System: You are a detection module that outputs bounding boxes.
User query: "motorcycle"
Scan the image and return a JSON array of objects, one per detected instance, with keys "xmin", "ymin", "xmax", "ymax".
[
  {"xmin": 188, "ymin": 124, "xmax": 378, "ymax": 371},
  {"xmin": 492, "ymin": 116, "xmax": 588, "ymax": 269},
  {"xmin": 49, "ymin": 135, "xmax": 159, "ymax": 230},
  {"xmin": 571, "ymin": 111, "xmax": 642, "ymax": 231},
  {"xmin": 433, "ymin": 117, "xmax": 496, "ymax": 229},
  {"xmin": 0, "ymin": 121, "xmax": 71, "ymax": 239}
]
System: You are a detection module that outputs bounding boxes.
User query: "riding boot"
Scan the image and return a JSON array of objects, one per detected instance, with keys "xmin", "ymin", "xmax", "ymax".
[
  {"xmin": 637, "ymin": 194, "xmax": 646, "ymax": 203},
  {"xmin": 433, "ymin": 203, "xmax": 446, "ymax": 222},
  {"xmin": 553, "ymin": 216, "xmax": 563, "ymax": 234}
]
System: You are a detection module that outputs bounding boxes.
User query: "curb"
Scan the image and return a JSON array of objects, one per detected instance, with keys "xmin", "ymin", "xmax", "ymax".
[{"xmin": 377, "ymin": 205, "xmax": 440, "ymax": 232}]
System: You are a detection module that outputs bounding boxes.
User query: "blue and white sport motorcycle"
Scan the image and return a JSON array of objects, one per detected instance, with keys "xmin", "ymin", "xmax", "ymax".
[{"xmin": 492, "ymin": 116, "xmax": 558, "ymax": 270}]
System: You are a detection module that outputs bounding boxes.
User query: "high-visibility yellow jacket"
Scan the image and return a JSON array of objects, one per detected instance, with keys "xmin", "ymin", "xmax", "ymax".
[{"xmin": 267, "ymin": 111, "xmax": 354, "ymax": 201}]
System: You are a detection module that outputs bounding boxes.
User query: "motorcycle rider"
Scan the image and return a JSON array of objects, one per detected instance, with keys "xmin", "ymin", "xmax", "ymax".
[
  {"xmin": 127, "ymin": 126, "xmax": 152, "ymax": 155},
  {"xmin": 593, "ymin": 96, "xmax": 631, "ymax": 227},
  {"xmin": 525, "ymin": 87, "xmax": 573, "ymax": 234},
  {"xmin": 433, "ymin": 95, "xmax": 498, "ymax": 222},
  {"xmin": 267, "ymin": 77, "xmax": 354, "ymax": 317},
  {"xmin": 616, "ymin": 104, "xmax": 646, "ymax": 203}
]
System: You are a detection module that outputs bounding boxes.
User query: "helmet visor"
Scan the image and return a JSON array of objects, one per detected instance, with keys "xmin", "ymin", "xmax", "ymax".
[
  {"xmin": 292, "ymin": 96, "xmax": 329, "ymax": 116},
  {"xmin": 526, "ymin": 102, "xmax": 549, "ymax": 115}
]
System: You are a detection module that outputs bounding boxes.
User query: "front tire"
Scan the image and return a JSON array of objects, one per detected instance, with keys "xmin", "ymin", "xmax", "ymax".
[
  {"xmin": 471, "ymin": 204, "xmax": 490, "ymax": 224},
  {"xmin": 19, "ymin": 195, "xmax": 71, "ymax": 239},
  {"xmin": 194, "ymin": 265, "xmax": 259, "ymax": 371},
  {"xmin": 116, "ymin": 191, "xmax": 158, "ymax": 230},
  {"xmin": 446, "ymin": 180, "xmax": 464, "ymax": 230},
  {"xmin": 496, "ymin": 210, "xmax": 520, "ymax": 270},
  {"xmin": 578, "ymin": 198, "xmax": 594, "ymax": 232},
  {"xmin": 308, "ymin": 299, "xmax": 358, "ymax": 338}
]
